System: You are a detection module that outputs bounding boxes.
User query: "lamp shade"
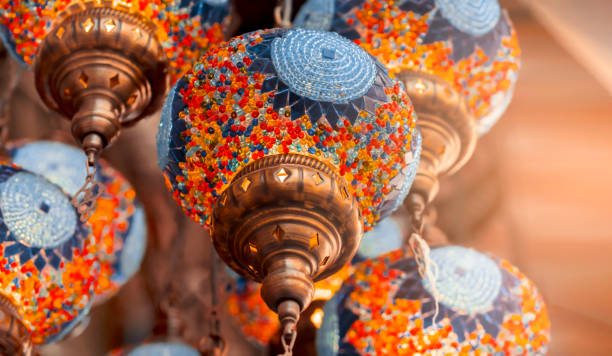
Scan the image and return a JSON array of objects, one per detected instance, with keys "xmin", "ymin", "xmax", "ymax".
[
  {"xmin": 157, "ymin": 27, "xmax": 419, "ymax": 230},
  {"xmin": 9, "ymin": 141, "xmax": 147, "ymax": 304},
  {"xmin": 0, "ymin": 0, "xmax": 231, "ymax": 82},
  {"xmin": 295, "ymin": 0, "xmax": 520, "ymax": 135},
  {"xmin": 317, "ymin": 246, "xmax": 550, "ymax": 355},
  {"xmin": 0, "ymin": 164, "xmax": 98, "ymax": 344}
]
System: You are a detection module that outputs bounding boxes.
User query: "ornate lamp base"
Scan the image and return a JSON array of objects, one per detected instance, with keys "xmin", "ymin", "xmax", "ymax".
[
  {"xmin": 34, "ymin": 2, "xmax": 168, "ymax": 155},
  {"xmin": 212, "ymin": 154, "xmax": 362, "ymax": 331},
  {"xmin": 398, "ymin": 71, "xmax": 478, "ymax": 203},
  {"xmin": 0, "ymin": 295, "xmax": 33, "ymax": 356}
]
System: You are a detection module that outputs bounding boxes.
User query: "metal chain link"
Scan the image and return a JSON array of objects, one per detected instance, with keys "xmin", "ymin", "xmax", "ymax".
[
  {"xmin": 278, "ymin": 328, "xmax": 297, "ymax": 356},
  {"xmin": 70, "ymin": 154, "xmax": 103, "ymax": 222}
]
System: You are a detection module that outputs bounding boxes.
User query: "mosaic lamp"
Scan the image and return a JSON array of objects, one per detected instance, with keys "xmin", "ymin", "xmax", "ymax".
[
  {"xmin": 295, "ymin": 0, "xmax": 520, "ymax": 203},
  {"xmin": 8, "ymin": 141, "xmax": 148, "ymax": 306},
  {"xmin": 157, "ymin": 28, "xmax": 420, "ymax": 341},
  {"xmin": 0, "ymin": 164, "xmax": 98, "ymax": 353},
  {"xmin": 0, "ymin": 0, "xmax": 231, "ymax": 164},
  {"xmin": 109, "ymin": 341, "xmax": 201, "ymax": 356},
  {"xmin": 317, "ymin": 246, "xmax": 550, "ymax": 355}
]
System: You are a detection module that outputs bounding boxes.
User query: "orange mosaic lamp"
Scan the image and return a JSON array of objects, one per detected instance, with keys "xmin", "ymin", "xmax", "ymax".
[
  {"xmin": 8, "ymin": 141, "xmax": 147, "ymax": 306},
  {"xmin": 317, "ymin": 246, "xmax": 550, "ymax": 355},
  {"xmin": 0, "ymin": 164, "xmax": 99, "ymax": 352},
  {"xmin": 296, "ymin": 0, "xmax": 521, "ymax": 205},
  {"xmin": 0, "ymin": 0, "xmax": 231, "ymax": 167}
]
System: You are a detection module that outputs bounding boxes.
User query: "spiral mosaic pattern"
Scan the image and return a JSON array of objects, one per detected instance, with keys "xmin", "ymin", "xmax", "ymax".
[
  {"xmin": 435, "ymin": 0, "xmax": 500, "ymax": 36},
  {"xmin": 317, "ymin": 247, "xmax": 550, "ymax": 355},
  {"xmin": 271, "ymin": 29, "xmax": 376, "ymax": 103},
  {"xmin": 0, "ymin": 164, "xmax": 97, "ymax": 344},
  {"xmin": 294, "ymin": 0, "xmax": 520, "ymax": 135},
  {"xmin": 0, "ymin": 172, "xmax": 77, "ymax": 248},
  {"xmin": 158, "ymin": 28, "xmax": 419, "ymax": 229},
  {"xmin": 424, "ymin": 246, "xmax": 502, "ymax": 314},
  {"xmin": 11, "ymin": 141, "xmax": 87, "ymax": 196},
  {"xmin": 9, "ymin": 141, "xmax": 144, "ymax": 303}
]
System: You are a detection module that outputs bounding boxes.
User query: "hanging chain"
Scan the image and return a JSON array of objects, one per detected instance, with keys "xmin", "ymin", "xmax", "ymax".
[
  {"xmin": 200, "ymin": 250, "xmax": 227, "ymax": 356},
  {"xmin": 406, "ymin": 193, "xmax": 441, "ymax": 326},
  {"xmin": 278, "ymin": 328, "xmax": 297, "ymax": 356},
  {"xmin": 274, "ymin": 0, "xmax": 293, "ymax": 28},
  {"xmin": 70, "ymin": 152, "xmax": 103, "ymax": 222}
]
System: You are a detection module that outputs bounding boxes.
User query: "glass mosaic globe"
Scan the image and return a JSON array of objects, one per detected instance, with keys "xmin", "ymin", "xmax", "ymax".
[
  {"xmin": 0, "ymin": 164, "xmax": 98, "ymax": 344},
  {"xmin": 9, "ymin": 141, "xmax": 147, "ymax": 304},
  {"xmin": 0, "ymin": 0, "xmax": 231, "ymax": 81},
  {"xmin": 157, "ymin": 27, "xmax": 420, "ymax": 230},
  {"xmin": 109, "ymin": 341, "xmax": 200, "ymax": 356},
  {"xmin": 295, "ymin": 0, "xmax": 520, "ymax": 135},
  {"xmin": 317, "ymin": 246, "xmax": 551, "ymax": 355}
]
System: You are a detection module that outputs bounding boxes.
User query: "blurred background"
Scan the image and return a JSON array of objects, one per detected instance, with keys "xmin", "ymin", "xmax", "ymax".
[{"xmin": 2, "ymin": 0, "xmax": 611, "ymax": 355}]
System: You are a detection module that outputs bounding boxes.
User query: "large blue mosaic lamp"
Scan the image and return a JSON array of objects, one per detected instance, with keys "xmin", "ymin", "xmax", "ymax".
[
  {"xmin": 157, "ymin": 27, "xmax": 421, "ymax": 346},
  {"xmin": 317, "ymin": 246, "xmax": 551, "ymax": 355}
]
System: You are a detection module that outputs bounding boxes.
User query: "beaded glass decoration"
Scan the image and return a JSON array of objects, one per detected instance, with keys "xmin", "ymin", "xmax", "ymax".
[
  {"xmin": 317, "ymin": 246, "xmax": 551, "ymax": 355},
  {"xmin": 294, "ymin": 0, "xmax": 520, "ymax": 135},
  {"xmin": 0, "ymin": 0, "xmax": 231, "ymax": 82},
  {"xmin": 157, "ymin": 28, "xmax": 419, "ymax": 229},
  {"xmin": 109, "ymin": 341, "xmax": 201, "ymax": 356},
  {"xmin": 10, "ymin": 141, "xmax": 147, "ymax": 303},
  {"xmin": 0, "ymin": 164, "xmax": 98, "ymax": 344}
]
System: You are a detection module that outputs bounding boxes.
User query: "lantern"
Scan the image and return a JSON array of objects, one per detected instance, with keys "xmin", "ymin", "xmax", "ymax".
[
  {"xmin": 296, "ymin": 0, "xmax": 521, "ymax": 206},
  {"xmin": 0, "ymin": 164, "xmax": 98, "ymax": 351},
  {"xmin": 317, "ymin": 246, "xmax": 550, "ymax": 355},
  {"xmin": 9, "ymin": 141, "xmax": 147, "ymax": 305},
  {"xmin": 0, "ymin": 0, "xmax": 231, "ymax": 159},
  {"xmin": 157, "ymin": 27, "xmax": 419, "ymax": 336}
]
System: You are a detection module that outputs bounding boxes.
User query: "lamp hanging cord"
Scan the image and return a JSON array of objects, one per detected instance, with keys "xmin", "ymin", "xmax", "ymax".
[
  {"xmin": 406, "ymin": 193, "xmax": 441, "ymax": 326},
  {"xmin": 274, "ymin": 0, "xmax": 293, "ymax": 29},
  {"xmin": 70, "ymin": 151, "xmax": 103, "ymax": 222}
]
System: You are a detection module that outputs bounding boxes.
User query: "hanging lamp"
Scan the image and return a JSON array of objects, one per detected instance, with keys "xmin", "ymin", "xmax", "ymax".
[
  {"xmin": 0, "ymin": 164, "xmax": 99, "ymax": 352},
  {"xmin": 0, "ymin": 0, "xmax": 231, "ymax": 215},
  {"xmin": 317, "ymin": 246, "xmax": 551, "ymax": 355},
  {"xmin": 157, "ymin": 28, "xmax": 420, "ymax": 346},
  {"xmin": 8, "ymin": 141, "xmax": 148, "ymax": 305},
  {"xmin": 295, "ymin": 0, "xmax": 520, "ymax": 204}
]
